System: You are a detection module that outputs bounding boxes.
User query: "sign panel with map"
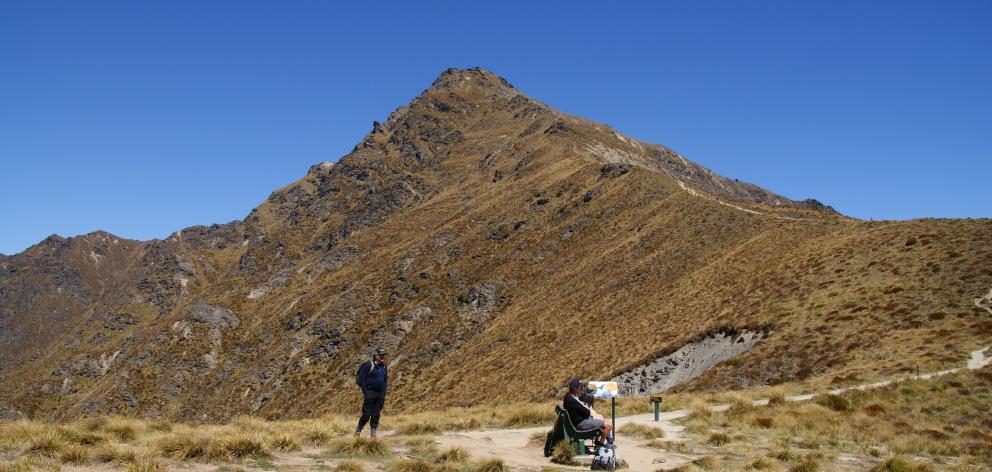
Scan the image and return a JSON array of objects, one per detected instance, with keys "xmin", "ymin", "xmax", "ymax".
[{"xmin": 586, "ymin": 381, "xmax": 619, "ymax": 398}]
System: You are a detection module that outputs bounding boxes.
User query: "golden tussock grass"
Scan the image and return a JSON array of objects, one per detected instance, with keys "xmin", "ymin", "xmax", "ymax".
[
  {"xmin": 58, "ymin": 443, "xmax": 90, "ymax": 464},
  {"xmin": 124, "ymin": 458, "xmax": 169, "ymax": 472},
  {"xmin": 617, "ymin": 422, "xmax": 664, "ymax": 439},
  {"xmin": 400, "ymin": 436, "xmax": 437, "ymax": 457},
  {"xmin": 434, "ymin": 447, "xmax": 470, "ymax": 464},
  {"xmin": 302, "ymin": 427, "xmax": 335, "ymax": 446},
  {"xmin": 333, "ymin": 460, "xmax": 366, "ymax": 472},
  {"xmin": 706, "ymin": 432, "xmax": 731, "ymax": 446},
  {"xmin": 471, "ymin": 458, "xmax": 509, "ymax": 472},
  {"xmin": 221, "ymin": 434, "xmax": 270, "ymax": 459},
  {"xmin": 267, "ymin": 432, "xmax": 300, "ymax": 452},
  {"xmin": 330, "ymin": 436, "xmax": 392, "ymax": 457},
  {"xmin": 93, "ymin": 443, "xmax": 138, "ymax": 463},
  {"xmin": 0, "ymin": 457, "xmax": 61, "ymax": 472},
  {"xmin": 157, "ymin": 434, "xmax": 226, "ymax": 461},
  {"xmin": 869, "ymin": 456, "xmax": 934, "ymax": 472},
  {"xmin": 550, "ymin": 441, "xmax": 575, "ymax": 465},
  {"xmin": 24, "ymin": 430, "xmax": 66, "ymax": 458},
  {"xmin": 103, "ymin": 416, "xmax": 141, "ymax": 442},
  {"xmin": 157, "ymin": 432, "xmax": 270, "ymax": 462},
  {"xmin": 394, "ymin": 422, "xmax": 442, "ymax": 435},
  {"xmin": 386, "ymin": 459, "xmax": 434, "ymax": 472}
]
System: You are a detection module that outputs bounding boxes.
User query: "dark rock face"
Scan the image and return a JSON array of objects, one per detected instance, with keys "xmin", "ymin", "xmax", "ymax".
[
  {"xmin": 488, "ymin": 225, "xmax": 510, "ymax": 241},
  {"xmin": 599, "ymin": 163, "xmax": 631, "ymax": 180},
  {"xmin": 0, "ymin": 405, "xmax": 25, "ymax": 421},
  {"xmin": 283, "ymin": 313, "xmax": 308, "ymax": 331},
  {"xmin": 101, "ymin": 313, "xmax": 139, "ymax": 330}
]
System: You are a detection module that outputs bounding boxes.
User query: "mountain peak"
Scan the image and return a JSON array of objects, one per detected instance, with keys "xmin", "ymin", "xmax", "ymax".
[{"xmin": 426, "ymin": 66, "xmax": 516, "ymax": 95}]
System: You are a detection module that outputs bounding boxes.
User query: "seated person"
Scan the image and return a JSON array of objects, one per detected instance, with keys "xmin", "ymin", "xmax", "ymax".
[{"xmin": 563, "ymin": 378, "xmax": 613, "ymax": 446}]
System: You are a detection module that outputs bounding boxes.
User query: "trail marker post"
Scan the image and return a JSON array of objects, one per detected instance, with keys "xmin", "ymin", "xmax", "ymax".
[{"xmin": 651, "ymin": 394, "xmax": 664, "ymax": 421}]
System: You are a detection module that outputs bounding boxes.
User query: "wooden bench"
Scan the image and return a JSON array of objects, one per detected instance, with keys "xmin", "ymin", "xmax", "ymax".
[{"xmin": 554, "ymin": 405, "xmax": 601, "ymax": 456}]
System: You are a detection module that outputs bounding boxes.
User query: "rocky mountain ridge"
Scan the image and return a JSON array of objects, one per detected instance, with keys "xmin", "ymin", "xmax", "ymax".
[{"xmin": 1, "ymin": 67, "xmax": 989, "ymax": 422}]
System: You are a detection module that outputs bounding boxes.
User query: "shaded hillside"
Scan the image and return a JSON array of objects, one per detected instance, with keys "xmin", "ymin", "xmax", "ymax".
[{"xmin": 1, "ymin": 67, "xmax": 989, "ymax": 422}]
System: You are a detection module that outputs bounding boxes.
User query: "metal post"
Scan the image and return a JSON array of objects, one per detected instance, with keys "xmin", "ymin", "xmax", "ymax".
[
  {"xmin": 611, "ymin": 396, "xmax": 616, "ymax": 442},
  {"xmin": 654, "ymin": 399, "xmax": 660, "ymax": 421}
]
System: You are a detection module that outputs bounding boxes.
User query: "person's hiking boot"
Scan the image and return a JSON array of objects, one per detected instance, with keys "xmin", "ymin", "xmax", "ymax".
[{"xmin": 370, "ymin": 428, "xmax": 377, "ymax": 438}]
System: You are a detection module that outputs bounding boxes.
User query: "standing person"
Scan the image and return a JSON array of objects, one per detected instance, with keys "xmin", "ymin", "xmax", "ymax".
[
  {"xmin": 563, "ymin": 378, "xmax": 613, "ymax": 446},
  {"xmin": 355, "ymin": 348, "xmax": 388, "ymax": 437}
]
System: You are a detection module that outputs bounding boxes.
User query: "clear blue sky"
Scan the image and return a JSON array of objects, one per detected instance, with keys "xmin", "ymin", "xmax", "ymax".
[{"xmin": 2, "ymin": 1, "xmax": 990, "ymax": 255}]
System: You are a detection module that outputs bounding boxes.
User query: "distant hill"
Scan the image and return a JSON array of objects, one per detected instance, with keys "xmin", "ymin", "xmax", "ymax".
[{"xmin": 1, "ymin": 67, "xmax": 989, "ymax": 422}]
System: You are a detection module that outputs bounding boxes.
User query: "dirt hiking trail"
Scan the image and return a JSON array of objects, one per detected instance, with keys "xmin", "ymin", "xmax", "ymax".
[
  {"xmin": 54, "ymin": 346, "xmax": 989, "ymax": 472},
  {"xmin": 436, "ymin": 345, "xmax": 991, "ymax": 471}
]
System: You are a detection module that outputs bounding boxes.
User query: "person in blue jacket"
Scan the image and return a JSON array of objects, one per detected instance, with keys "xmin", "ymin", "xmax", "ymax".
[{"xmin": 354, "ymin": 347, "xmax": 388, "ymax": 437}]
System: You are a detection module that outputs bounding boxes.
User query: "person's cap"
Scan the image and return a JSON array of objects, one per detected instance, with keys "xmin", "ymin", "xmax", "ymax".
[
  {"xmin": 568, "ymin": 378, "xmax": 585, "ymax": 390},
  {"xmin": 373, "ymin": 347, "xmax": 387, "ymax": 356}
]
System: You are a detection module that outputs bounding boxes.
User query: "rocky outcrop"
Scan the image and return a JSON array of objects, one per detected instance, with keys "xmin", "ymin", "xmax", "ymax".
[{"xmin": 611, "ymin": 329, "xmax": 765, "ymax": 396}]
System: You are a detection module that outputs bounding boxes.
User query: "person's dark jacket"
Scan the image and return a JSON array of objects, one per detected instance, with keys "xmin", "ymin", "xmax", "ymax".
[
  {"xmin": 563, "ymin": 394, "xmax": 592, "ymax": 424},
  {"xmin": 356, "ymin": 360, "xmax": 387, "ymax": 397}
]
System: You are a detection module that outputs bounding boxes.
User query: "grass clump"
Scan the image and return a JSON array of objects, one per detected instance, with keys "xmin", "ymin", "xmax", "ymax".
[
  {"xmin": 268, "ymin": 433, "xmax": 301, "ymax": 452},
  {"xmin": 471, "ymin": 458, "xmax": 508, "ymax": 472},
  {"xmin": 767, "ymin": 393, "xmax": 786, "ymax": 406},
  {"xmin": 57, "ymin": 426, "xmax": 105, "ymax": 445},
  {"xmin": 58, "ymin": 444, "xmax": 90, "ymax": 464},
  {"xmin": 25, "ymin": 430, "xmax": 66, "ymax": 457},
  {"xmin": 618, "ymin": 422, "xmax": 664, "ymax": 439},
  {"xmin": 334, "ymin": 461, "xmax": 366, "ymax": 472},
  {"xmin": 814, "ymin": 393, "xmax": 850, "ymax": 412},
  {"xmin": 692, "ymin": 456, "xmax": 719, "ymax": 469},
  {"xmin": 0, "ymin": 457, "xmax": 63, "ymax": 472},
  {"xmin": 707, "ymin": 432, "xmax": 730, "ymax": 446},
  {"xmin": 303, "ymin": 428, "xmax": 335, "ymax": 446},
  {"xmin": 870, "ymin": 456, "xmax": 933, "ymax": 472},
  {"xmin": 386, "ymin": 459, "xmax": 434, "ymax": 472},
  {"xmin": 125, "ymin": 458, "xmax": 168, "ymax": 472},
  {"xmin": 158, "ymin": 434, "xmax": 225, "ymax": 461},
  {"xmin": 550, "ymin": 441, "xmax": 575, "ymax": 465},
  {"xmin": 745, "ymin": 456, "xmax": 777, "ymax": 470},
  {"xmin": 788, "ymin": 457, "xmax": 821, "ymax": 472},
  {"xmin": 753, "ymin": 417, "xmax": 774, "ymax": 428},
  {"xmin": 147, "ymin": 420, "xmax": 173, "ymax": 432},
  {"xmin": 94, "ymin": 444, "xmax": 138, "ymax": 463},
  {"xmin": 331, "ymin": 436, "xmax": 392, "ymax": 457},
  {"xmin": 396, "ymin": 422, "xmax": 442, "ymax": 435},
  {"xmin": 222, "ymin": 434, "xmax": 270, "ymax": 459},
  {"xmin": 103, "ymin": 417, "xmax": 140, "ymax": 442},
  {"xmin": 435, "ymin": 447, "xmax": 470, "ymax": 464},
  {"xmin": 402, "ymin": 436, "xmax": 437, "ymax": 457}
]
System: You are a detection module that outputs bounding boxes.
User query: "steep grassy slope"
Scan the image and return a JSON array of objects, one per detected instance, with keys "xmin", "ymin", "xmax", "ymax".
[{"xmin": 0, "ymin": 68, "xmax": 989, "ymax": 422}]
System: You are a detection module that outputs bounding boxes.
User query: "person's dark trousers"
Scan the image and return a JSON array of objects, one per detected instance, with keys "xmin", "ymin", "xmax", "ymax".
[{"xmin": 356, "ymin": 392, "xmax": 385, "ymax": 434}]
